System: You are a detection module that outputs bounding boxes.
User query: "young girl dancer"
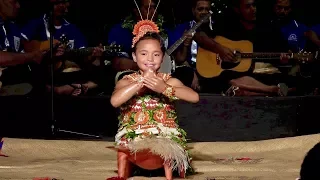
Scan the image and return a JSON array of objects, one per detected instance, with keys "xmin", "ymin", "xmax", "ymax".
[{"xmin": 107, "ymin": 19, "xmax": 199, "ymax": 180}]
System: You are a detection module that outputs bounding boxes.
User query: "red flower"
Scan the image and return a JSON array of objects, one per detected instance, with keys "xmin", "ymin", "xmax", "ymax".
[
  {"xmin": 134, "ymin": 111, "xmax": 150, "ymax": 125},
  {"xmin": 153, "ymin": 109, "xmax": 167, "ymax": 123}
]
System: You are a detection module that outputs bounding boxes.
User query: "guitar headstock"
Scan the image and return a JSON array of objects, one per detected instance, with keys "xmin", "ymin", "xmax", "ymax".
[
  {"xmin": 103, "ymin": 42, "xmax": 123, "ymax": 55},
  {"xmin": 211, "ymin": 0, "xmax": 228, "ymax": 15},
  {"xmin": 293, "ymin": 51, "xmax": 316, "ymax": 64},
  {"xmin": 59, "ymin": 34, "xmax": 70, "ymax": 48}
]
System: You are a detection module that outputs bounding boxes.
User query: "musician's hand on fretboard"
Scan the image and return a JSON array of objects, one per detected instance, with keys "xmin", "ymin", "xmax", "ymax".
[{"xmin": 91, "ymin": 44, "xmax": 104, "ymax": 58}]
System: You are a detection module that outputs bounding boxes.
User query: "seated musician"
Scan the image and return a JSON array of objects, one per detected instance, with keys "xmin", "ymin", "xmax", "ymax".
[
  {"xmin": 0, "ymin": 0, "xmax": 46, "ymax": 96},
  {"xmin": 20, "ymin": 0, "xmax": 103, "ymax": 96},
  {"xmin": 169, "ymin": 0, "xmax": 217, "ymax": 90},
  {"xmin": 181, "ymin": 0, "xmax": 287, "ymax": 96},
  {"xmin": 269, "ymin": 0, "xmax": 320, "ymax": 95},
  {"xmin": 107, "ymin": 0, "xmax": 169, "ymax": 81}
]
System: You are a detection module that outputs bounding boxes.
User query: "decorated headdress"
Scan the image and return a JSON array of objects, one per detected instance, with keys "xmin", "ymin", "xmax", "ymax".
[{"xmin": 131, "ymin": 0, "xmax": 161, "ymax": 47}]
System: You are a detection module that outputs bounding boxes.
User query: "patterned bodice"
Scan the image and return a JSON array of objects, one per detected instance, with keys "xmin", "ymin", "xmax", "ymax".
[{"xmin": 118, "ymin": 72, "xmax": 178, "ymax": 131}]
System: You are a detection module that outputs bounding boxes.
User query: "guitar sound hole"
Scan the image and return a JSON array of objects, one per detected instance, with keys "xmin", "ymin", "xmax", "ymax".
[
  {"xmin": 220, "ymin": 50, "xmax": 241, "ymax": 69},
  {"xmin": 221, "ymin": 61, "xmax": 240, "ymax": 69}
]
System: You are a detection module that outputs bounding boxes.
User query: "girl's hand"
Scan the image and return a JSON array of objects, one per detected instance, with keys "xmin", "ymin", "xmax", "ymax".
[
  {"xmin": 143, "ymin": 68, "xmax": 155, "ymax": 78},
  {"xmin": 143, "ymin": 76, "xmax": 167, "ymax": 93}
]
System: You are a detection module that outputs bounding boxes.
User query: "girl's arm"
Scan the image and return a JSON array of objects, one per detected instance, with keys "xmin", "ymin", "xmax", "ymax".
[
  {"xmin": 166, "ymin": 78, "xmax": 199, "ymax": 103},
  {"xmin": 110, "ymin": 79, "xmax": 143, "ymax": 108}
]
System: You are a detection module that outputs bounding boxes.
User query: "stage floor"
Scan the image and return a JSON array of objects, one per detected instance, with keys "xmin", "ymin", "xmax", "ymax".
[{"xmin": 1, "ymin": 134, "xmax": 319, "ymax": 180}]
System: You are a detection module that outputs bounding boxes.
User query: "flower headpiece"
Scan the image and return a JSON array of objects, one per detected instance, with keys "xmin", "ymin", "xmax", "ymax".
[{"xmin": 131, "ymin": 0, "xmax": 161, "ymax": 47}]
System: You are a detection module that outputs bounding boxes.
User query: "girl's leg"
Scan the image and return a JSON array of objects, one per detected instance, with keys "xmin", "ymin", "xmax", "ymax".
[
  {"xmin": 164, "ymin": 164, "xmax": 173, "ymax": 180},
  {"xmin": 117, "ymin": 151, "xmax": 132, "ymax": 179},
  {"xmin": 164, "ymin": 161, "xmax": 173, "ymax": 180}
]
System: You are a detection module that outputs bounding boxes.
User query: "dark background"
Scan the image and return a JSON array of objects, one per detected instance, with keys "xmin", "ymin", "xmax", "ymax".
[
  {"xmin": 16, "ymin": 0, "xmax": 320, "ymax": 46},
  {"xmin": 2, "ymin": 0, "xmax": 320, "ymax": 140}
]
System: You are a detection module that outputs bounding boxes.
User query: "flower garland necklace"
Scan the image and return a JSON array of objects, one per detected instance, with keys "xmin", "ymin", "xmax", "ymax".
[{"xmin": 122, "ymin": 14, "xmax": 167, "ymax": 39}]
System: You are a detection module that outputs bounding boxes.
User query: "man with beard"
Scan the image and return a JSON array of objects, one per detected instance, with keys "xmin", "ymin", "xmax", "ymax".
[
  {"xmin": 168, "ymin": 0, "xmax": 214, "ymax": 90},
  {"xmin": 170, "ymin": 0, "xmax": 290, "ymax": 96}
]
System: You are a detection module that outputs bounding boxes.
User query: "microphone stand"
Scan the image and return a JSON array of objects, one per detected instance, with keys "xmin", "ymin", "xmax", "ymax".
[
  {"xmin": 49, "ymin": 8, "xmax": 56, "ymax": 137},
  {"xmin": 48, "ymin": 7, "xmax": 101, "ymax": 139}
]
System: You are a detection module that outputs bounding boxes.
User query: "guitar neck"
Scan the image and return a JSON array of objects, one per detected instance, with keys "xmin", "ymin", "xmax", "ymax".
[
  {"xmin": 240, "ymin": 52, "xmax": 290, "ymax": 60},
  {"xmin": 66, "ymin": 46, "xmax": 117, "ymax": 57},
  {"xmin": 166, "ymin": 13, "xmax": 212, "ymax": 55},
  {"xmin": 66, "ymin": 47, "xmax": 95, "ymax": 56}
]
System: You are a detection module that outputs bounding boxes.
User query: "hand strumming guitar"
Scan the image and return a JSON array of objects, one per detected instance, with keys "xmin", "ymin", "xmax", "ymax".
[
  {"xmin": 87, "ymin": 44, "xmax": 104, "ymax": 63},
  {"xmin": 217, "ymin": 45, "xmax": 237, "ymax": 62},
  {"xmin": 280, "ymin": 50, "xmax": 292, "ymax": 64},
  {"xmin": 31, "ymin": 49, "xmax": 49, "ymax": 64},
  {"xmin": 55, "ymin": 45, "xmax": 65, "ymax": 57}
]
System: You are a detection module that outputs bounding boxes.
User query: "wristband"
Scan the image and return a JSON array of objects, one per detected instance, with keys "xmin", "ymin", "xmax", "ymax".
[{"xmin": 162, "ymin": 84, "xmax": 178, "ymax": 100}]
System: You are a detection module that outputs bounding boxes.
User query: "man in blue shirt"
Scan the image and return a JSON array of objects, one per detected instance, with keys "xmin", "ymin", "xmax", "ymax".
[
  {"xmin": 270, "ymin": 0, "xmax": 320, "ymax": 94},
  {"xmin": 168, "ymin": 0, "xmax": 217, "ymax": 90},
  {"xmin": 271, "ymin": 0, "xmax": 310, "ymax": 52},
  {"xmin": 0, "ymin": 0, "xmax": 47, "ymax": 95},
  {"xmin": 20, "ymin": 0, "xmax": 103, "ymax": 96}
]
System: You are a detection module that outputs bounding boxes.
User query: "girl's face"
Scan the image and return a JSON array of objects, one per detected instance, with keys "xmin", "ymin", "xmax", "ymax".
[{"xmin": 132, "ymin": 39, "xmax": 163, "ymax": 72}]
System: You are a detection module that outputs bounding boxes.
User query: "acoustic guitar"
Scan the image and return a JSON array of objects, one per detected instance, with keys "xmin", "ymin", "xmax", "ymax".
[
  {"xmin": 159, "ymin": 5, "xmax": 213, "ymax": 73},
  {"xmin": 24, "ymin": 35, "xmax": 122, "ymax": 72},
  {"xmin": 24, "ymin": 35, "xmax": 122, "ymax": 57},
  {"xmin": 196, "ymin": 36, "xmax": 317, "ymax": 78}
]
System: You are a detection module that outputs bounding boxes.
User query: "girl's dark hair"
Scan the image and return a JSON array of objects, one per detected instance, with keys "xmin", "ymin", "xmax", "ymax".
[
  {"xmin": 132, "ymin": 32, "xmax": 166, "ymax": 54},
  {"xmin": 300, "ymin": 142, "xmax": 320, "ymax": 180}
]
